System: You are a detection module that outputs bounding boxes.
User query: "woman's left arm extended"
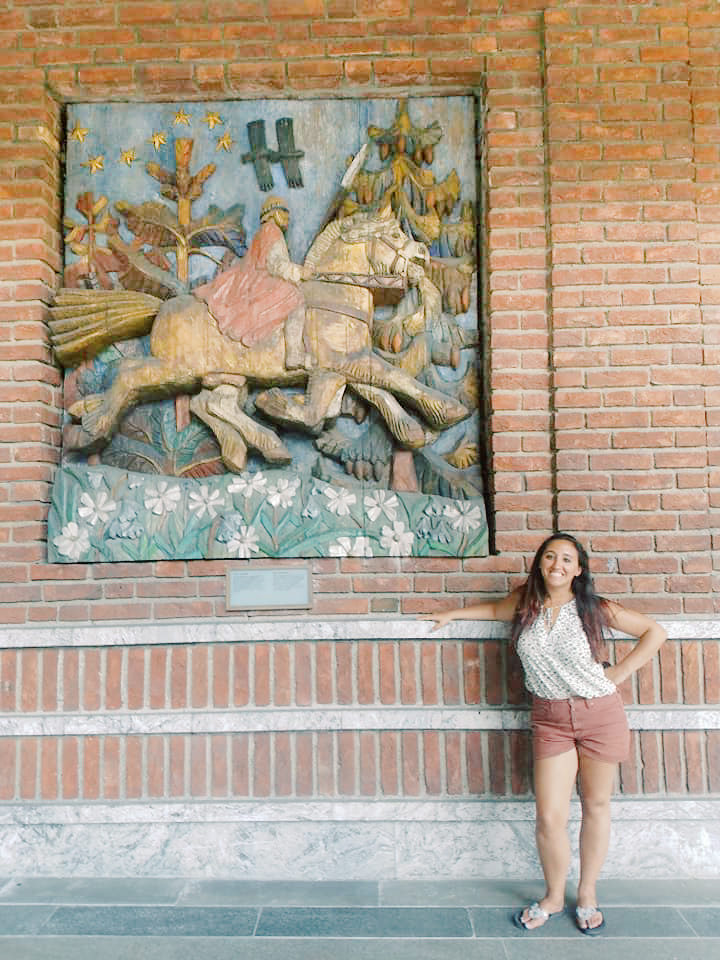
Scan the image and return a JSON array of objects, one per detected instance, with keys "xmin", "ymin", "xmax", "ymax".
[{"xmin": 603, "ymin": 603, "xmax": 668, "ymax": 686}]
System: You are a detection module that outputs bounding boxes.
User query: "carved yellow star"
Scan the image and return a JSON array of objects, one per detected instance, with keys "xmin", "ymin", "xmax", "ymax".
[
  {"xmin": 82, "ymin": 155, "xmax": 105, "ymax": 174},
  {"xmin": 70, "ymin": 126, "xmax": 89, "ymax": 143},
  {"xmin": 120, "ymin": 148, "xmax": 137, "ymax": 166},
  {"xmin": 216, "ymin": 132, "xmax": 234, "ymax": 152},
  {"xmin": 148, "ymin": 131, "xmax": 167, "ymax": 150},
  {"xmin": 203, "ymin": 111, "xmax": 223, "ymax": 130},
  {"xmin": 173, "ymin": 109, "xmax": 192, "ymax": 126}
]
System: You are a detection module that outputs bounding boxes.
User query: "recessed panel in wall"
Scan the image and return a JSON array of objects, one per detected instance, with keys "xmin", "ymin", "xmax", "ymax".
[{"xmin": 48, "ymin": 97, "xmax": 486, "ymax": 561}]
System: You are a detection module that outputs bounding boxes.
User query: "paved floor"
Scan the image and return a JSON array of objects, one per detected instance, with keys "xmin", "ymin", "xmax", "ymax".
[{"xmin": 0, "ymin": 877, "xmax": 717, "ymax": 959}]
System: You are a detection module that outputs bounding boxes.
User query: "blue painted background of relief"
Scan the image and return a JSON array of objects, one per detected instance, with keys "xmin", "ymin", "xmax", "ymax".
[{"xmin": 48, "ymin": 97, "xmax": 487, "ymax": 562}]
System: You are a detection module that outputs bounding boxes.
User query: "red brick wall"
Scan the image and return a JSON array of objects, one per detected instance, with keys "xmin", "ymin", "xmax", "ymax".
[
  {"xmin": 547, "ymin": 1, "xmax": 714, "ymax": 612},
  {"xmin": 1, "ymin": 1, "xmax": 717, "ymax": 623},
  {"xmin": 1, "ymin": 636, "xmax": 718, "ymax": 801}
]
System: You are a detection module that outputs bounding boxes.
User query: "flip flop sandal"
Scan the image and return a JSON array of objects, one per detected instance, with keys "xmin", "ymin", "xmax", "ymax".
[
  {"xmin": 513, "ymin": 901, "xmax": 565, "ymax": 931},
  {"xmin": 576, "ymin": 905, "xmax": 606, "ymax": 936}
]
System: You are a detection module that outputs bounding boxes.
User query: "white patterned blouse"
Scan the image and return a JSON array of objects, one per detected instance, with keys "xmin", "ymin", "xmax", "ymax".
[{"xmin": 515, "ymin": 599, "xmax": 617, "ymax": 700}]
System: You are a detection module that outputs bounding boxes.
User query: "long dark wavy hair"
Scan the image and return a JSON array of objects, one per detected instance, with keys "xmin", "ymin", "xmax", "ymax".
[{"xmin": 509, "ymin": 533, "xmax": 610, "ymax": 661}]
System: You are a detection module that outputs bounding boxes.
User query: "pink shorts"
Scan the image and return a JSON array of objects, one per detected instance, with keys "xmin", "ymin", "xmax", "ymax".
[{"xmin": 531, "ymin": 691, "xmax": 631, "ymax": 763}]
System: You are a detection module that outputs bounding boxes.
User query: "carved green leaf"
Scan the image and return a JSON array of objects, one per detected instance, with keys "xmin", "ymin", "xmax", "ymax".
[
  {"xmin": 413, "ymin": 446, "xmax": 484, "ymax": 500},
  {"xmin": 115, "ymin": 200, "xmax": 181, "ymax": 248},
  {"xmin": 188, "ymin": 203, "xmax": 247, "ymax": 257},
  {"xmin": 102, "ymin": 399, "xmax": 224, "ymax": 478}
]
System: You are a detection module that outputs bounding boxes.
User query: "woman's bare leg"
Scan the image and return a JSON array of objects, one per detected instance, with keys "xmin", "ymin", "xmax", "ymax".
[
  {"xmin": 519, "ymin": 748, "xmax": 578, "ymax": 929},
  {"xmin": 576, "ymin": 755, "xmax": 617, "ymax": 930}
]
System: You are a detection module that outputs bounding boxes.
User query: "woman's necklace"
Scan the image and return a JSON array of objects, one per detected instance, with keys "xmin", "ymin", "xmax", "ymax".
[{"xmin": 543, "ymin": 601, "xmax": 566, "ymax": 629}]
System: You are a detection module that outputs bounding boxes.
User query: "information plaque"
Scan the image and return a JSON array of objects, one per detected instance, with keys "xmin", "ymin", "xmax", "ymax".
[{"xmin": 226, "ymin": 565, "xmax": 312, "ymax": 611}]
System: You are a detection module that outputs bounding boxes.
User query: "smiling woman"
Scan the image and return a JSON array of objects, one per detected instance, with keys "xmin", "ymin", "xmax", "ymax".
[{"xmin": 419, "ymin": 532, "xmax": 667, "ymax": 937}]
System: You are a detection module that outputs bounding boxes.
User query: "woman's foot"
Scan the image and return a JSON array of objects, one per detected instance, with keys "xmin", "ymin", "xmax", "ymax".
[
  {"xmin": 513, "ymin": 899, "xmax": 565, "ymax": 931},
  {"xmin": 575, "ymin": 904, "xmax": 605, "ymax": 935}
]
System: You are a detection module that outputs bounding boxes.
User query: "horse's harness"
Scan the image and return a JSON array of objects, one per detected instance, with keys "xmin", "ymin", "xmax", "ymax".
[
  {"xmin": 303, "ymin": 225, "xmax": 424, "ymax": 325},
  {"xmin": 369, "ymin": 230, "xmax": 425, "ymax": 279}
]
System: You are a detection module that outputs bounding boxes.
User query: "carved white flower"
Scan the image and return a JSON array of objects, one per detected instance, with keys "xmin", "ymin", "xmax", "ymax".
[
  {"xmin": 226, "ymin": 524, "xmax": 260, "ymax": 559},
  {"xmin": 228, "ymin": 470, "xmax": 267, "ymax": 499},
  {"xmin": 188, "ymin": 485, "xmax": 225, "ymax": 519},
  {"xmin": 267, "ymin": 477, "xmax": 300, "ymax": 508},
  {"xmin": 443, "ymin": 501, "xmax": 483, "ymax": 533},
  {"xmin": 77, "ymin": 491, "xmax": 117, "ymax": 526},
  {"xmin": 144, "ymin": 480, "xmax": 181, "ymax": 516},
  {"xmin": 53, "ymin": 522, "xmax": 90, "ymax": 561},
  {"xmin": 324, "ymin": 486, "xmax": 357, "ymax": 517},
  {"xmin": 364, "ymin": 490, "xmax": 398, "ymax": 523},
  {"xmin": 329, "ymin": 535, "xmax": 373, "ymax": 558},
  {"xmin": 380, "ymin": 521, "xmax": 414, "ymax": 557}
]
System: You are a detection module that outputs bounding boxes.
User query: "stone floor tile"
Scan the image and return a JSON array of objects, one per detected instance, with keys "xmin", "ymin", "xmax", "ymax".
[
  {"xmin": 382, "ymin": 879, "xmax": 544, "ymax": 907},
  {"xmin": 0, "ymin": 877, "xmax": 186, "ymax": 905},
  {"xmin": 504, "ymin": 939, "xmax": 720, "ymax": 960},
  {"xmin": 0, "ymin": 938, "xmax": 504, "ymax": 960},
  {"xmin": 178, "ymin": 879, "xmax": 379, "ymax": 907},
  {"xmin": 0, "ymin": 905, "xmax": 58, "ymax": 935},
  {"xmin": 677, "ymin": 908, "xmax": 720, "ymax": 937},
  {"xmin": 598, "ymin": 880, "xmax": 720, "ymax": 907},
  {"xmin": 589, "ymin": 906, "xmax": 697, "ymax": 937},
  {"xmin": 254, "ymin": 905, "xmax": 474, "ymax": 938},
  {"xmin": 39, "ymin": 905, "xmax": 259, "ymax": 937}
]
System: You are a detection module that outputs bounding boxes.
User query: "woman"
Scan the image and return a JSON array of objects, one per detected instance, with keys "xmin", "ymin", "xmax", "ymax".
[{"xmin": 422, "ymin": 533, "xmax": 666, "ymax": 935}]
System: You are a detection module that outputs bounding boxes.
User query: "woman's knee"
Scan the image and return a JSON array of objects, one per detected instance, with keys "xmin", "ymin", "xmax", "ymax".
[
  {"xmin": 535, "ymin": 804, "xmax": 570, "ymax": 836},
  {"xmin": 579, "ymin": 793, "xmax": 611, "ymax": 819}
]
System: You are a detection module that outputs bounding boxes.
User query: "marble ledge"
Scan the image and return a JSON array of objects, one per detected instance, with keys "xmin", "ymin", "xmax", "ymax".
[
  {"xmin": 0, "ymin": 816, "xmax": 715, "ymax": 878},
  {"xmin": 1, "ymin": 798, "xmax": 718, "ymax": 826},
  {"xmin": 1, "ymin": 802, "xmax": 718, "ymax": 879},
  {"xmin": 1, "ymin": 617, "xmax": 719, "ymax": 649},
  {"xmin": 0, "ymin": 706, "xmax": 718, "ymax": 738}
]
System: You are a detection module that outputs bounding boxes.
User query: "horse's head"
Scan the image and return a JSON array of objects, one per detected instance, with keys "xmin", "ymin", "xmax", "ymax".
[
  {"xmin": 365, "ymin": 205, "xmax": 429, "ymax": 281},
  {"xmin": 305, "ymin": 204, "xmax": 430, "ymax": 281}
]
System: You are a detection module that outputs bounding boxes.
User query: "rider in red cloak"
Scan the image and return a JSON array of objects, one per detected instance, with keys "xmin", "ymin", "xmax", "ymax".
[{"xmin": 193, "ymin": 195, "xmax": 309, "ymax": 369}]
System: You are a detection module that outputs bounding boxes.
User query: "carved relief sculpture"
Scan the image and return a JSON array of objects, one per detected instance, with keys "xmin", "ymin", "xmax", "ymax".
[{"xmin": 48, "ymin": 98, "xmax": 487, "ymax": 561}]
